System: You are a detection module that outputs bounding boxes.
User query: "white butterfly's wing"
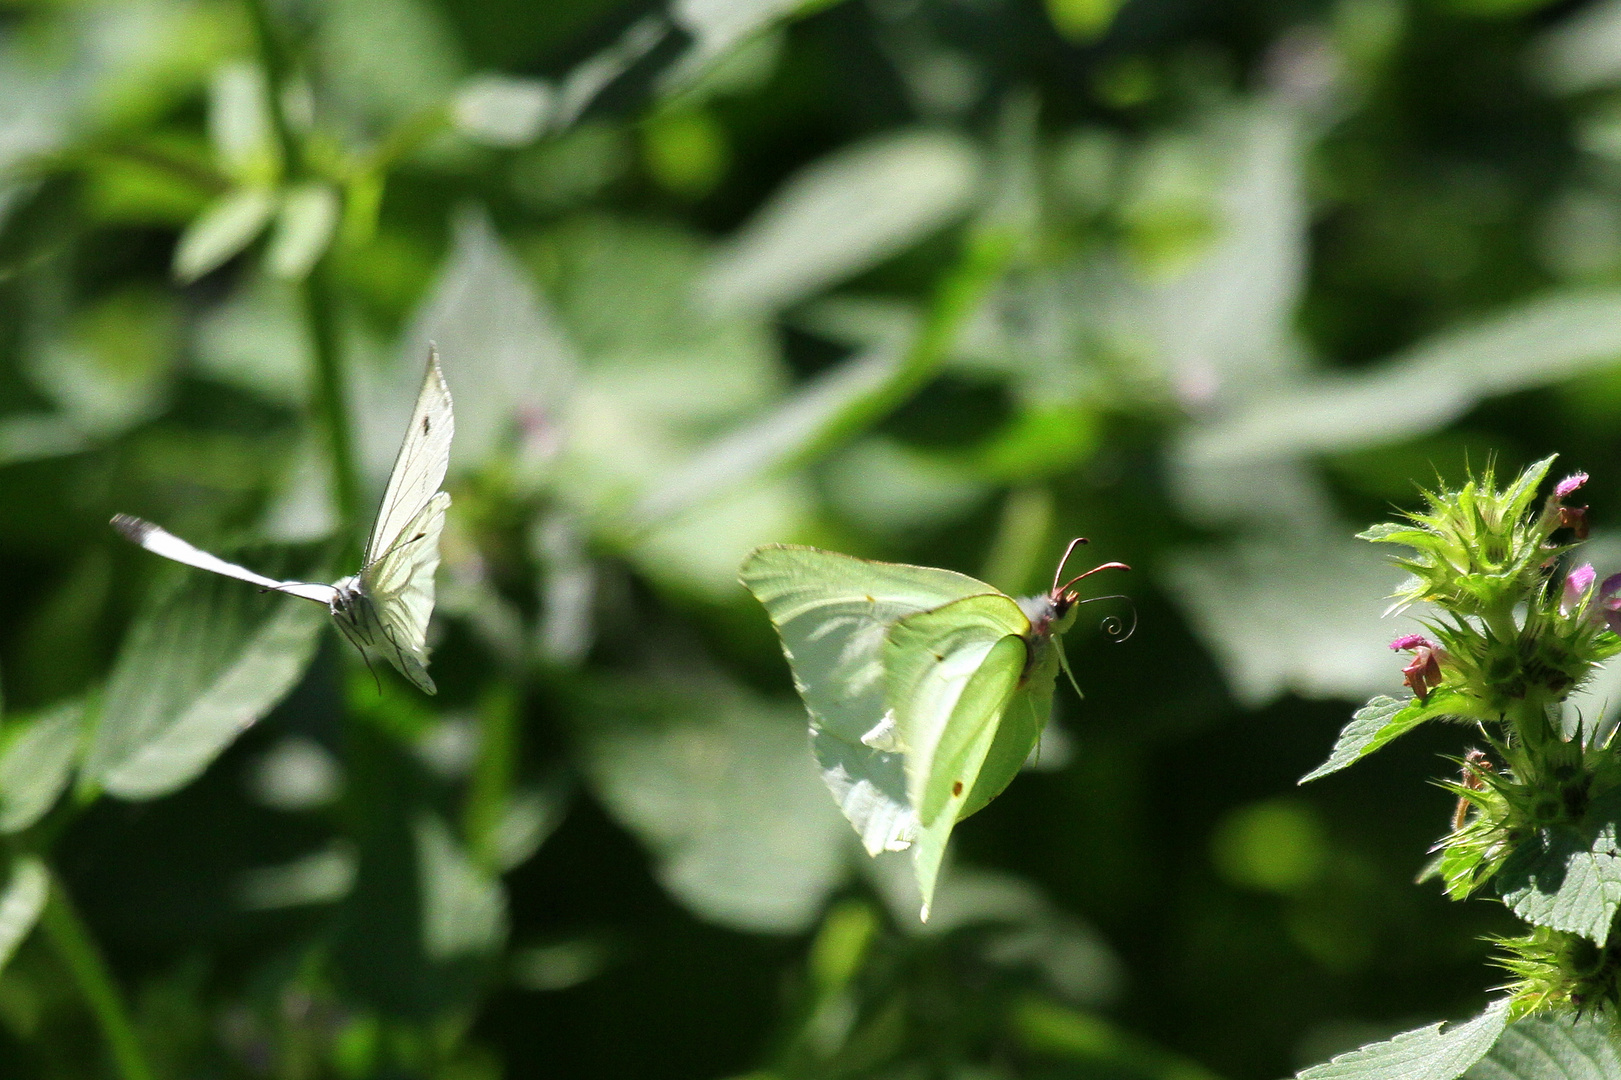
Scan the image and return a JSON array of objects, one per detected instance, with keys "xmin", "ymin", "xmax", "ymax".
[
  {"xmin": 366, "ymin": 350, "xmax": 454, "ymax": 567},
  {"xmin": 356, "ymin": 491, "xmax": 449, "ymax": 694},
  {"xmin": 111, "ymin": 515, "xmax": 337, "ymax": 605}
]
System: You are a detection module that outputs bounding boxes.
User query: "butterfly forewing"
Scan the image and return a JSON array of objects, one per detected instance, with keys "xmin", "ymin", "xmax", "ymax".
[
  {"xmin": 366, "ymin": 351, "xmax": 454, "ymax": 567},
  {"xmin": 111, "ymin": 515, "xmax": 337, "ymax": 604},
  {"xmin": 358, "ymin": 490, "xmax": 449, "ymax": 693}
]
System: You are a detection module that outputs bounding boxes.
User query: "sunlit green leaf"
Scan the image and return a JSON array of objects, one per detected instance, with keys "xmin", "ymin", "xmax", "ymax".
[
  {"xmin": 1295, "ymin": 999, "xmax": 1511, "ymax": 1080},
  {"xmin": 87, "ymin": 570, "xmax": 325, "ymax": 800},
  {"xmin": 0, "ymin": 700, "xmax": 83, "ymax": 833},
  {"xmin": 1463, "ymin": 1011, "xmax": 1621, "ymax": 1079},
  {"xmin": 265, "ymin": 182, "xmax": 339, "ymax": 280},
  {"xmin": 415, "ymin": 813, "xmax": 508, "ymax": 961},
  {"xmin": 453, "ymin": 74, "xmax": 553, "ymax": 147},
  {"xmin": 207, "ymin": 61, "xmax": 279, "ymax": 185},
  {"xmin": 1301, "ymin": 692, "xmax": 1475, "ymax": 784},
  {"xmin": 1496, "ymin": 785, "xmax": 1621, "ymax": 942}
]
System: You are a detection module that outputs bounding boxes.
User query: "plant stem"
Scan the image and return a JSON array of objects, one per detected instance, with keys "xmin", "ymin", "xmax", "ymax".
[
  {"xmin": 302, "ymin": 267, "xmax": 363, "ymax": 555},
  {"xmin": 40, "ymin": 869, "xmax": 155, "ymax": 1080}
]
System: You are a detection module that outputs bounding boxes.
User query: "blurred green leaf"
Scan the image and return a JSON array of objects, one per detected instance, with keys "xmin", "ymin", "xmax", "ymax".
[
  {"xmin": 237, "ymin": 843, "xmax": 358, "ymax": 910},
  {"xmin": 265, "ymin": 182, "xmax": 339, "ymax": 280},
  {"xmin": 0, "ymin": 700, "xmax": 83, "ymax": 834},
  {"xmin": 317, "ymin": 0, "xmax": 464, "ymax": 130},
  {"xmin": 26, "ymin": 287, "xmax": 179, "ymax": 438},
  {"xmin": 172, "ymin": 186, "xmax": 277, "ymax": 282},
  {"xmin": 1532, "ymin": 1, "xmax": 1621, "ymax": 95},
  {"xmin": 696, "ymin": 130, "xmax": 983, "ymax": 315},
  {"xmin": 453, "ymin": 74, "xmax": 553, "ymax": 147},
  {"xmin": 1462, "ymin": 1011, "xmax": 1621, "ymax": 1078},
  {"xmin": 572, "ymin": 674, "xmax": 849, "ymax": 932},
  {"xmin": 207, "ymin": 61, "xmax": 279, "ymax": 185},
  {"xmin": 192, "ymin": 273, "xmax": 312, "ymax": 405},
  {"xmin": 0, "ymin": 857, "xmax": 47, "ymax": 977},
  {"xmin": 1295, "ymin": 999, "xmax": 1510, "ymax": 1080},
  {"xmin": 415, "ymin": 813, "xmax": 508, "ymax": 961},
  {"xmin": 87, "ymin": 571, "xmax": 325, "ymax": 800}
]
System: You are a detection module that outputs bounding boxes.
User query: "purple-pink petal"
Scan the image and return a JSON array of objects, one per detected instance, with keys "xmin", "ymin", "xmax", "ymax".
[
  {"xmin": 1390, "ymin": 633, "xmax": 1429, "ymax": 652},
  {"xmin": 1601, "ymin": 572, "xmax": 1621, "ymax": 601},
  {"xmin": 1556, "ymin": 472, "xmax": 1589, "ymax": 499},
  {"xmin": 1564, "ymin": 563, "xmax": 1597, "ymax": 614}
]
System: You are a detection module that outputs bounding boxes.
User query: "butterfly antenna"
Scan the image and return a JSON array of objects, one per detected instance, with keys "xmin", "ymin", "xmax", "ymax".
[
  {"xmin": 1056, "ymin": 561, "xmax": 1131, "ymax": 596},
  {"xmin": 1078, "ymin": 593, "xmax": 1137, "ymax": 642},
  {"xmin": 1051, "ymin": 537, "xmax": 1090, "ymax": 593}
]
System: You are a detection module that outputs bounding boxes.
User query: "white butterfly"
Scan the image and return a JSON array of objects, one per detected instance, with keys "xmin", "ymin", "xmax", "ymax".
[{"xmin": 113, "ymin": 350, "xmax": 454, "ymax": 694}]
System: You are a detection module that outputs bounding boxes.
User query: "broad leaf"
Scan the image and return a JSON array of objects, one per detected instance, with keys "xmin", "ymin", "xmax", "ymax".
[
  {"xmin": 571, "ymin": 673, "xmax": 849, "ymax": 933},
  {"xmin": 87, "ymin": 571, "xmax": 325, "ymax": 800},
  {"xmin": 265, "ymin": 182, "xmax": 339, "ymax": 280},
  {"xmin": 1295, "ymin": 999, "xmax": 1511, "ymax": 1080},
  {"xmin": 0, "ymin": 700, "xmax": 83, "ymax": 833},
  {"xmin": 1463, "ymin": 1011, "xmax": 1621, "ymax": 1079},
  {"xmin": 1301, "ymin": 691, "xmax": 1475, "ymax": 784},
  {"xmin": 697, "ymin": 129, "xmax": 982, "ymax": 315},
  {"xmin": 1496, "ymin": 785, "xmax": 1621, "ymax": 942},
  {"xmin": 452, "ymin": 74, "xmax": 553, "ymax": 146},
  {"xmin": 0, "ymin": 857, "xmax": 47, "ymax": 975}
]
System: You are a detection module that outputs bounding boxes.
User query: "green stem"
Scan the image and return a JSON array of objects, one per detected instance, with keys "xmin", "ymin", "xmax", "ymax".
[
  {"xmin": 464, "ymin": 683, "xmax": 519, "ymax": 872},
  {"xmin": 302, "ymin": 267, "xmax": 363, "ymax": 554},
  {"xmin": 243, "ymin": 0, "xmax": 300, "ymax": 175},
  {"xmin": 40, "ymin": 870, "xmax": 155, "ymax": 1080}
]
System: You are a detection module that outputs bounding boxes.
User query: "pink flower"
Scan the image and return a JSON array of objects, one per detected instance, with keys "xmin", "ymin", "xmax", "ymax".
[
  {"xmin": 1391, "ymin": 634, "xmax": 1445, "ymax": 702},
  {"xmin": 1564, "ymin": 563, "xmax": 1597, "ymax": 615},
  {"xmin": 1598, "ymin": 572, "xmax": 1621, "ymax": 635},
  {"xmin": 1556, "ymin": 472, "xmax": 1590, "ymax": 500}
]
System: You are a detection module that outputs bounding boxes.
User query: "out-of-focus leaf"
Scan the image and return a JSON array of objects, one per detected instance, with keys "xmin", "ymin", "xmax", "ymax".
[
  {"xmin": 1496, "ymin": 785, "xmax": 1621, "ymax": 942},
  {"xmin": 193, "ymin": 274, "xmax": 312, "ymax": 405},
  {"xmin": 87, "ymin": 571, "xmax": 326, "ymax": 800},
  {"xmin": 633, "ymin": 341, "xmax": 903, "ymax": 524},
  {"xmin": 632, "ymin": 478, "xmax": 814, "ymax": 599},
  {"xmin": 667, "ymin": 0, "xmax": 809, "ymax": 87},
  {"xmin": 821, "ymin": 436, "xmax": 990, "ymax": 536},
  {"xmin": 246, "ymin": 735, "xmax": 342, "ymax": 811},
  {"xmin": 1179, "ymin": 291, "xmax": 1621, "ymax": 468},
  {"xmin": 492, "ymin": 785, "xmax": 569, "ymax": 873},
  {"xmin": 0, "ymin": 700, "xmax": 83, "ymax": 833},
  {"xmin": 208, "ymin": 61, "xmax": 278, "ymax": 184},
  {"xmin": 0, "ymin": 416, "xmax": 89, "ymax": 466},
  {"xmin": 1531, "ymin": 0, "xmax": 1621, "ymax": 94},
  {"xmin": 265, "ymin": 182, "xmax": 339, "ymax": 280},
  {"xmin": 237, "ymin": 844, "xmax": 358, "ymax": 910},
  {"xmin": 1167, "ymin": 528, "xmax": 1414, "ymax": 707},
  {"xmin": 317, "ymin": 0, "xmax": 463, "ymax": 129},
  {"xmin": 0, "ymin": 857, "xmax": 47, "ymax": 976},
  {"xmin": 573, "ymin": 675, "xmax": 849, "ymax": 933},
  {"xmin": 1012, "ymin": 997, "xmax": 1218, "ymax": 1078},
  {"xmin": 510, "ymin": 938, "xmax": 613, "ymax": 991},
  {"xmin": 415, "ymin": 813, "xmax": 508, "ymax": 961},
  {"xmin": 551, "ymin": 15, "xmax": 669, "ymax": 131},
  {"xmin": 172, "ymin": 186, "xmax": 277, "ymax": 282},
  {"xmin": 697, "ymin": 130, "xmax": 982, "ymax": 315},
  {"xmin": 453, "ymin": 75, "xmax": 553, "ymax": 147},
  {"xmin": 26, "ymin": 287, "xmax": 179, "ymax": 437},
  {"xmin": 1463, "ymin": 1012, "xmax": 1621, "ymax": 1079},
  {"xmin": 1295, "ymin": 1000, "xmax": 1511, "ymax": 1080},
  {"xmin": 530, "ymin": 511, "xmax": 595, "ymax": 666},
  {"xmin": 1300, "ymin": 692, "xmax": 1474, "ymax": 783},
  {"xmin": 369, "ymin": 208, "xmax": 575, "ymax": 488}
]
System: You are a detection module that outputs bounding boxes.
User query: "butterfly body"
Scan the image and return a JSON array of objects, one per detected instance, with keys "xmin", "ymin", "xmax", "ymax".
[
  {"xmin": 740, "ymin": 541, "xmax": 1125, "ymax": 918},
  {"xmin": 114, "ymin": 351, "xmax": 453, "ymax": 695}
]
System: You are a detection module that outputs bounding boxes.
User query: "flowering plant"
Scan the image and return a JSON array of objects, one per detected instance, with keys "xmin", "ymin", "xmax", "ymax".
[{"xmin": 1301, "ymin": 456, "xmax": 1621, "ymax": 1068}]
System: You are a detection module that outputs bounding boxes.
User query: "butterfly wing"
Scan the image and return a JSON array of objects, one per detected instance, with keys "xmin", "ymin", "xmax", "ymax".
[
  {"xmin": 356, "ymin": 490, "xmax": 449, "ymax": 694},
  {"xmin": 111, "ymin": 515, "xmax": 337, "ymax": 605},
  {"xmin": 884, "ymin": 593, "xmax": 1031, "ymax": 919},
  {"xmin": 365, "ymin": 349, "xmax": 454, "ymax": 567},
  {"xmin": 739, "ymin": 544, "xmax": 997, "ymax": 855}
]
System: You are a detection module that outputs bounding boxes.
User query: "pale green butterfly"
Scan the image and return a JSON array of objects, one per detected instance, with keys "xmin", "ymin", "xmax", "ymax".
[
  {"xmin": 112, "ymin": 350, "xmax": 453, "ymax": 695},
  {"xmin": 740, "ymin": 539, "xmax": 1128, "ymax": 919}
]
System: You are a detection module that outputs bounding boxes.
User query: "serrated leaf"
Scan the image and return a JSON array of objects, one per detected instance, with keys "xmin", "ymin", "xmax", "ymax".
[
  {"xmin": 87, "ymin": 572, "xmax": 325, "ymax": 800},
  {"xmin": 1496, "ymin": 786, "xmax": 1621, "ymax": 942},
  {"xmin": 1462, "ymin": 1011, "xmax": 1621, "ymax": 1079},
  {"xmin": 0, "ymin": 700, "xmax": 83, "ymax": 833},
  {"xmin": 1501, "ymin": 454, "xmax": 1558, "ymax": 523},
  {"xmin": 173, "ymin": 187, "xmax": 278, "ymax": 282},
  {"xmin": 1301, "ymin": 692, "xmax": 1472, "ymax": 784},
  {"xmin": 1295, "ymin": 999, "xmax": 1511, "ymax": 1080},
  {"xmin": 1356, "ymin": 522, "xmax": 1413, "ymax": 541},
  {"xmin": 0, "ymin": 857, "xmax": 47, "ymax": 975}
]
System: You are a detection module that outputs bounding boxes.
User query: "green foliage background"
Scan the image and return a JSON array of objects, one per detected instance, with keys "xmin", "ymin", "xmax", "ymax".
[{"xmin": 4, "ymin": 0, "xmax": 1621, "ymax": 1077}]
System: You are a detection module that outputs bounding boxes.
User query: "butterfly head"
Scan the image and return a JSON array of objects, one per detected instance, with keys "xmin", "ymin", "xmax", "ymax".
[{"xmin": 1036, "ymin": 537, "xmax": 1130, "ymax": 636}]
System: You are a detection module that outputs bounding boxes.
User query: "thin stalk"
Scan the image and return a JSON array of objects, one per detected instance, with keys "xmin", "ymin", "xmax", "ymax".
[
  {"xmin": 302, "ymin": 266, "xmax": 363, "ymax": 555},
  {"xmin": 39, "ymin": 870, "xmax": 155, "ymax": 1080}
]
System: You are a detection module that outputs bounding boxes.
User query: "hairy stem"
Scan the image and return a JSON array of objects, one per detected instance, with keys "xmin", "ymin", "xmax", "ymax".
[{"xmin": 40, "ymin": 870, "xmax": 155, "ymax": 1080}]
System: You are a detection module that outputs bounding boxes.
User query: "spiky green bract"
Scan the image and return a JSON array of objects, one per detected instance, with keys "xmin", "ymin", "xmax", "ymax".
[
  {"xmin": 1357, "ymin": 454, "xmax": 1570, "ymax": 621},
  {"xmin": 1491, "ymin": 923, "xmax": 1621, "ymax": 1023}
]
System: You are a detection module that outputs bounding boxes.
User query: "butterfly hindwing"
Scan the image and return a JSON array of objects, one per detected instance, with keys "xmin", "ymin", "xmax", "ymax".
[
  {"xmin": 740, "ymin": 545, "xmax": 996, "ymax": 855},
  {"xmin": 357, "ymin": 490, "xmax": 449, "ymax": 694}
]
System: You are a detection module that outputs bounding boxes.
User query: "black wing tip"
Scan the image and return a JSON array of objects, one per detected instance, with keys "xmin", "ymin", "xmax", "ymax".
[{"xmin": 110, "ymin": 514, "xmax": 154, "ymax": 542}]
